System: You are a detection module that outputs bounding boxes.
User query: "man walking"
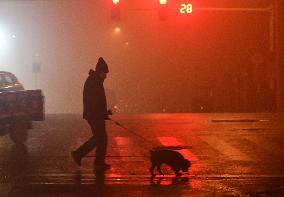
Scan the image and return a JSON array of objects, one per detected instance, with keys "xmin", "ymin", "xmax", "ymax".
[{"xmin": 72, "ymin": 57, "xmax": 110, "ymax": 169}]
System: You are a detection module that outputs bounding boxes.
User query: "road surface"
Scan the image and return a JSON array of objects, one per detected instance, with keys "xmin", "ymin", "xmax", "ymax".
[{"xmin": 1, "ymin": 113, "xmax": 284, "ymax": 196}]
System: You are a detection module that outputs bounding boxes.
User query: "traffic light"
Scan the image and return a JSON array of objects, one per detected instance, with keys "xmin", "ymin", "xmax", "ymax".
[
  {"xmin": 111, "ymin": 0, "xmax": 120, "ymax": 20},
  {"xmin": 158, "ymin": 0, "xmax": 168, "ymax": 21}
]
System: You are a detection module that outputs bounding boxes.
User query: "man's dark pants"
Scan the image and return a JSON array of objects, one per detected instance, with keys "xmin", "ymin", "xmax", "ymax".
[{"xmin": 75, "ymin": 119, "xmax": 107, "ymax": 164}]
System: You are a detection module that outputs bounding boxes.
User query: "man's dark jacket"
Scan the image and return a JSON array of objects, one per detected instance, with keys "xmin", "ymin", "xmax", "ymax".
[{"xmin": 83, "ymin": 69, "xmax": 107, "ymax": 121}]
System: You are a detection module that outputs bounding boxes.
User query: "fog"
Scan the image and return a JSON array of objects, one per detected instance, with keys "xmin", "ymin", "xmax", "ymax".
[{"xmin": 0, "ymin": 0, "xmax": 274, "ymax": 113}]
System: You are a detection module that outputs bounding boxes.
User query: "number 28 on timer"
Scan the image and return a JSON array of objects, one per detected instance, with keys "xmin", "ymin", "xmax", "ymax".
[{"xmin": 180, "ymin": 3, "xmax": 193, "ymax": 14}]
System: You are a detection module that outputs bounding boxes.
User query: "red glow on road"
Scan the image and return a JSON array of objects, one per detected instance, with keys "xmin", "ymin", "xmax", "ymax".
[
  {"xmin": 190, "ymin": 180, "xmax": 203, "ymax": 189},
  {"xmin": 115, "ymin": 137, "xmax": 132, "ymax": 156}
]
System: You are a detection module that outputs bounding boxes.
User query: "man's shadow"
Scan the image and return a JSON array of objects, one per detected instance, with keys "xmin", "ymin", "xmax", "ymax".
[
  {"xmin": 72, "ymin": 166, "xmax": 107, "ymax": 197},
  {"xmin": 93, "ymin": 167, "xmax": 106, "ymax": 188}
]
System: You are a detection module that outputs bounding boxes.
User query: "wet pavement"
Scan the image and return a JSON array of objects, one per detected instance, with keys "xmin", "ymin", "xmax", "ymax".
[{"xmin": 1, "ymin": 113, "xmax": 284, "ymax": 196}]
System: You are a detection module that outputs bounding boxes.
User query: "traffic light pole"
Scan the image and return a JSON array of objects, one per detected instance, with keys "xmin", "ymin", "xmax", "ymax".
[{"xmin": 274, "ymin": 0, "xmax": 284, "ymax": 112}]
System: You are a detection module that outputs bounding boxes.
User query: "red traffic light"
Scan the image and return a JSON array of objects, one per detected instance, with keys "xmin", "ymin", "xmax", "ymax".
[
  {"xmin": 112, "ymin": 0, "xmax": 119, "ymax": 4},
  {"xmin": 159, "ymin": 0, "xmax": 167, "ymax": 5},
  {"xmin": 111, "ymin": 0, "xmax": 120, "ymax": 20},
  {"xmin": 158, "ymin": 0, "xmax": 168, "ymax": 20}
]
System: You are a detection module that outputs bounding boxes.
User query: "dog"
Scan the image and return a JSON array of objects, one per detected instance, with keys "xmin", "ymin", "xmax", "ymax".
[{"xmin": 149, "ymin": 149, "xmax": 191, "ymax": 176}]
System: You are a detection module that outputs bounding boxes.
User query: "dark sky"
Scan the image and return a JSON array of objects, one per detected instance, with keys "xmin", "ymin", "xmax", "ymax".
[{"xmin": 0, "ymin": 0, "xmax": 272, "ymax": 113}]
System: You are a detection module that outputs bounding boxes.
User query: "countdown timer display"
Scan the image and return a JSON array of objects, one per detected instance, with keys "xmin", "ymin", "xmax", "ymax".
[{"xmin": 180, "ymin": 3, "xmax": 193, "ymax": 14}]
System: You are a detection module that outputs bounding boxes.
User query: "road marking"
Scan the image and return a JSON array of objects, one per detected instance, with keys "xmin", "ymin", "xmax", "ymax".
[
  {"xmin": 22, "ymin": 173, "xmax": 284, "ymax": 186},
  {"xmin": 115, "ymin": 136, "xmax": 132, "ymax": 146},
  {"xmin": 244, "ymin": 136, "xmax": 284, "ymax": 154},
  {"xmin": 28, "ymin": 173, "xmax": 284, "ymax": 179},
  {"xmin": 0, "ymin": 184, "xmax": 12, "ymax": 197},
  {"xmin": 157, "ymin": 137, "xmax": 198, "ymax": 161},
  {"xmin": 114, "ymin": 137, "xmax": 144, "ymax": 160},
  {"xmin": 208, "ymin": 182, "xmax": 242, "ymax": 196},
  {"xmin": 115, "ymin": 137, "xmax": 133, "ymax": 159},
  {"xmin": 199, "ymin": 174, "xmax": 284, "ymax": 179},
  {"xmin": 200, "ymin": 136, "xmax": 250, "ymax": 161},
  {"xmin": 211, "ymin": 119, "xmax": 263, "ymax": 122}
]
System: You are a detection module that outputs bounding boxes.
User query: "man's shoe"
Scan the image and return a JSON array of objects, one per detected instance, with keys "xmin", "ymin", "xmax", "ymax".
[
  {"xmin": 95, "ymin": 162, "xmax": 111, "ymax": 170},
  {"xmin": 71, "ymin": 151, "xmax": 81, "ymax": 166}
]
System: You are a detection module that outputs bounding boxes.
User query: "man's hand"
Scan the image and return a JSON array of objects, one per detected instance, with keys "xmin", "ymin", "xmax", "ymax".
[
  {"xmin": 107, "ymin": 109, "xmax": 113, "ymax": 115},
  {"xmin": 105, "ymin": 110, "xmax": 112, "ymax": 120}
]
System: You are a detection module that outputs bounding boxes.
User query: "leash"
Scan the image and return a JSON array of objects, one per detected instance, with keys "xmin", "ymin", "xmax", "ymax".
[{"xmin": 109, "ymin": 119, "xmax": 192, "ymax": 151}]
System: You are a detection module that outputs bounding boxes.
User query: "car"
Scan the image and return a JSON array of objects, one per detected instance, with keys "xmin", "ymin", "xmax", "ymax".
[
  {"xmin": 0, "ymin": 71, "xmax": 24, "ymax": 92},
  {"xmin": 0, "ymin": 71, "xmax": 44, "ymax": 143}
]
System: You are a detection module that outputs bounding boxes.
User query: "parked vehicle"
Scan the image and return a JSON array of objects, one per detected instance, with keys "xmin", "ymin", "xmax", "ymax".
[{"xmin": 0, "ymin": 71, "xmax": 44, "ymax": 143}]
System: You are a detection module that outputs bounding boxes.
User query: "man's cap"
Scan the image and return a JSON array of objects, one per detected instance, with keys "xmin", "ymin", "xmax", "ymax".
[{"xmin": 95, "ymin": 57, "xmax": 109, "ymax": 73}]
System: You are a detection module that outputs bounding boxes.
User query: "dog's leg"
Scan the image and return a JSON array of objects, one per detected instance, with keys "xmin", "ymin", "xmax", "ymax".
[
  {"xmin": 157, "ymin": 164, "xmax": 164, "ymax": 176},
  {"xmin": 174, "ymin": 168, "xmax": 182, "ymax": 177},
  {"xmin": 149, "ymin": 164, "xmax": 155, "ymax": 176}
]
